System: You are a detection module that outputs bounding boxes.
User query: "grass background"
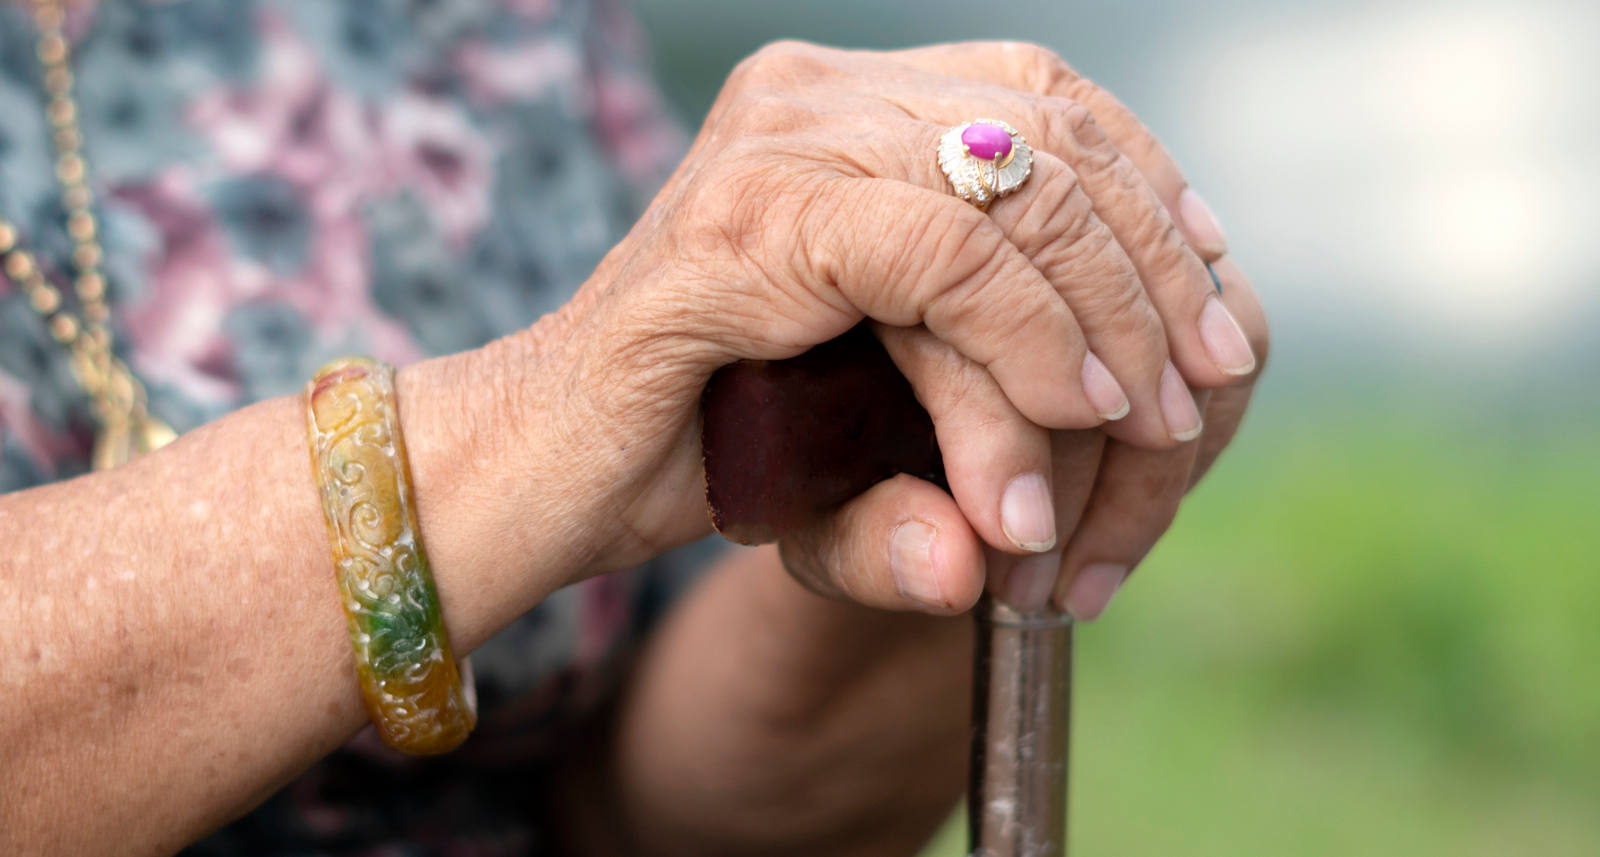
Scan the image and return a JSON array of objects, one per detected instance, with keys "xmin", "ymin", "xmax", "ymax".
[{"xmin": 918, "ymin": 395, "xmax": 1600, "ymax": 854}]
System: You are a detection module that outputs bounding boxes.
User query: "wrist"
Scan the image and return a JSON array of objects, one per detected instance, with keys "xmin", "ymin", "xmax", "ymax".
[{"xmin": 394, "ymin": 316, "xmax": 609, "ymax": 652}]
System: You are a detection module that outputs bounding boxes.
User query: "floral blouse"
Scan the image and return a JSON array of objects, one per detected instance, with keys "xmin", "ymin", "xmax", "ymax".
[{"xmin": 0, "ymin": 1, "xmax": 706, "ymax": 853}]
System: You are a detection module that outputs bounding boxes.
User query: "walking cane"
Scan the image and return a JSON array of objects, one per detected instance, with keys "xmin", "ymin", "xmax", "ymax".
[
  {"xmin": 969, "ymin": 598, "xmax": 1071, "ymax": 857},
  {"xmin": 703, "ymin": 325, "xmax": 1072, "ymax": 857}
]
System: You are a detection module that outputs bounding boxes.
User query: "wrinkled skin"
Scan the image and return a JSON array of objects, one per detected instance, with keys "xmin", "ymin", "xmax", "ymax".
[{"xmin": 540, "ymin": 40, "xmax": 1267, "ymax": 616}]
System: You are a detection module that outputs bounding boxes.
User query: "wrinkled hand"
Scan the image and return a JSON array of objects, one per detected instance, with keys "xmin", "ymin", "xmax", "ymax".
[
  {"xmin": 547, "ymin": 41, "xmax": 1265, "ymax": 608},
  {"xmin": 781, "ymin": 257, "xmax": 1265, "ymax": 621},
  {"xmin": 772, "ymin": 44, "xmax": 1268, "ymax": 619}
]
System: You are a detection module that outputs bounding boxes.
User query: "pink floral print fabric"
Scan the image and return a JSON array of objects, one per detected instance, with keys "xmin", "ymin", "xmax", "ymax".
[{"xmin": 0, "ymin": 1, "xmax": 705, "ymax": 853}]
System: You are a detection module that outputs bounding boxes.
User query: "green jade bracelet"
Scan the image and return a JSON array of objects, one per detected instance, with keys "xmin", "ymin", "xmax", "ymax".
[{"xmin": 305, "ymin": 357, "xmax": 476, "ymax": 755}]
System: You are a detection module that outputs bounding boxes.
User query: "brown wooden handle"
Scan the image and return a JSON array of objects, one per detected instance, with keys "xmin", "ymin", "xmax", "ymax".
[{"xmin": 701, "ymin": 324, "xmax": 944, "ymax": 543}]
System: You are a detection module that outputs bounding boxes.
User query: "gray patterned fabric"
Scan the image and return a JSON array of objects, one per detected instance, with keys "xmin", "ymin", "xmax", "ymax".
[{"xmin": 0, "ymin": 2, "xmax": 711, "ymax": 853}]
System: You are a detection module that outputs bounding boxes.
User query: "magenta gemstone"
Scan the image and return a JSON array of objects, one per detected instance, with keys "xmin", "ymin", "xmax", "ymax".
[{"xmin": 961, "ymin": 122, "xmax": 1013, "ymax": 161}]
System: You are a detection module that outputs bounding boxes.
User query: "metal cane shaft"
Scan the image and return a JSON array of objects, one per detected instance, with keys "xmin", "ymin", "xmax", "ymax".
[{"xmin": 968, "ymin": 596, "xmax": 1073, "ymax": 857}]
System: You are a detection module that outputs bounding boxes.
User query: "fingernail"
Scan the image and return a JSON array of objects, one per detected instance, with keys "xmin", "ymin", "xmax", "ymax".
[
  {"xmin": 1159, "ymin": 362, "xmax": 1203, "ymax": 442},
  {"xmin": 1064, "ymin": 562, "xmax": 1128, "ymax": 621},
  {"xmin": 1000, "ymin": 550, "xmax": 1061, "ymax": 611},
  {"xmin": 1198, "ymin": 295, "xmax": 1256, "ymax": 376},
  {"xmin": 890, "ymin": 520, "xmax": 944, "ymax": 607},
  {"xmin": 1000, "ymin": 473, "xmax": 1056, "ymax": 552},
  {"xmin": 1178, "ymin": 188, "xmax": 1227, "ymax": 257},
  {"xmin": 1081, "ymin": 352, "xmax": 1130, "ymax": 421}
]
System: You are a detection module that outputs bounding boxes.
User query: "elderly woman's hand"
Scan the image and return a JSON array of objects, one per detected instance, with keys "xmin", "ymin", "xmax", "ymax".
[
  {"xmin": 540, "ymin": 40, "xmax": 1268, "ymax": 857},
  {"xmin": 780, "ymin": 255, "xmax": 1265, "ymax": 621},
  {"xmin": 763, "ymin": 44, "xmax": 1268, "ymax": 619},
  {"xmin": 540, "ymin": 40, "xmax": 1263, "ymax": 606}
]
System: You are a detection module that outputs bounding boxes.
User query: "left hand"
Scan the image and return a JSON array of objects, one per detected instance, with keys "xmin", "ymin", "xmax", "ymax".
[{"xmin": 777, "ymin": 42, "xmax": 1268, "ymax": 621}]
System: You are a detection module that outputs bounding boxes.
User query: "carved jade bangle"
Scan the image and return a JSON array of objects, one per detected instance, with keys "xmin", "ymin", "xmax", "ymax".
[{"xmin": 305, "ymin": 357, "xmax": 476, "ymax": 754}]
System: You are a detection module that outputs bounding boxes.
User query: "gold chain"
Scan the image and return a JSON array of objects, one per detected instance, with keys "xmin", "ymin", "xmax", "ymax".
[{"xmin": 5, "ymin": 0, "xmax": 175, "ymax": 469}]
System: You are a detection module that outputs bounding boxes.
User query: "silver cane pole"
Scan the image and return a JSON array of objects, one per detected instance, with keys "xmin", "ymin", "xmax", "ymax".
[{"xmin": 968, "ymin": 595, "xmax": 1073, "ymax": 857}]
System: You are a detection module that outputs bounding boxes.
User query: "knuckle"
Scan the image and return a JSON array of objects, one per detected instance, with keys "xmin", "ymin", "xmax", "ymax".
[
  {"xmin": 1060, "ymin": 98, "xmax": 1101, "ymax": 139},
  {"xmin": 717, "ymin": 54, "xmax": 834, "ymax": 138},
  {"xmin": 944, "ymin": 262, "xmax": 1049, "ymax": 354},
  {"xmin": 730, "ymin": 41, "xmax": 792, "ymax": 86},
  {"xmin": 1007, "ymin": 161, "xmax": 1090, "ymax": 254},
  {"xmin": 1063, "ymin": 262, "xmax": 1164, "ymax": 356},
  {"xmin": 677, "ymin": 160, "xmax": 761, "ymax": 254},
  {"xmin": 990, "ymin": 41, "xmax": 1080, "ymax": 93},
  {"xmin": 1008, "ymin": 166, "xmax": 1172, "ymax": 352},
  {"xmin": 905, "ymin": 203, "xmax": 1004, "ymax": 298},
  {"xmin": 925, "ymin": 352, "xmax": 988, "ymax": 419},
  {"xmin": 779, "ymin": 516, "xmax": 852, "ymax": 594},
  {"xmin": 1061, "ymin": 74, "xmax": 1108, "ymax": 108},
  {"xmin": 1042, "ymin": 168, "xmax": 1094, "ymax": 236},
  {"xmin": 891, "ymin": 329, "xmax": 1010, "ymax": 428},
  {"xmin": 731, "ymin": 94, "xmax": 824, "ymax": 137},
  {"xmin": 1096, "ymin": 283, "xmax": 1165, "ymax": 349},
  {"xmin": 729, "ymin": 40, "xmax": 831, "ymax": 91},
  {"xmin": 778, "ymin": 537, "xmax": 842, "ymax": 601},
  {"xmin": 719, "ymin": 176, "xmax": 778, "ymax": 258},
  {"xmin": 938, "ymin": 213, "xmax": 1009, "ymax": 283},
  {"xmin": 1031, "ymin": 233, "xmax": 1165, "ymax": 348},
  {"xmin": 786, "ymin": 179, "xmax": 845, "ymax": 285},
  {"xmin": 1051, "ymin": 219, "xmax": 1123, "ymax": 286},
  {"xmin": 1031, "ymin": 96, "xmax": 1105, "ymax": 152},
  {"xmin": 918, "ymin": 246, "xmax": 1046, "ymax": 357},
  {"xmin": 962, "ymin": 398, "xmax": 1023, "ymax": 437},
  {"xmin": 1144, "ymin": 218, "xmax": 1212, "ymax": 300},
  {"xmin": 680, "ymin": 153, "xmax": 822, "ymax": 265},
  {"xmin": 1151, "ymin": 211, "xmax": 1190, "ymax": 256},
  {"xmin": 1024, "ymin": 179, "xmax": 1113, "ymax": 273}
]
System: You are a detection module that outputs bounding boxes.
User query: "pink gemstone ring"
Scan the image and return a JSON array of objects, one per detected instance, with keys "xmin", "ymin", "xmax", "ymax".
[{"xmin": 936, "ymin": 118, "xmax": 1033, "ymax": 210}]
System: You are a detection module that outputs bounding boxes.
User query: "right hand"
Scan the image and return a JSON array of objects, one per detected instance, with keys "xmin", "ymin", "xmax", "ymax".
[{"xmin": 520, "ymin": 40, "xmax": 1258, "ymax": 582}]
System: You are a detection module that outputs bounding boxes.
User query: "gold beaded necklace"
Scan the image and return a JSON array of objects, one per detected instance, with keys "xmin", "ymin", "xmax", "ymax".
[{"xmin": 5, "ymin": 0, "xmax": 176, "ymax": 470}]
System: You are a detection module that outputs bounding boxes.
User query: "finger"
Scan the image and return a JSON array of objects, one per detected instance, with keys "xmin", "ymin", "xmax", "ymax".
[
  {"xmin": 984, "ymin": 146, "xmax": 1213, "ymax": 445},
  {"xmin": 874, "ymin": 68, "xmax": 1257, "ymax": 390},
  {"xmin": 1051, "ymin": 389, "xmax": 1212, "ymax": 621},
  {"xmin": 978, "ymin": 149, "xmax": 1188, "ymax": 447},
  {"xmin": 799, "ymin": 176, "xmax": 1112, "ymax": 430},
  {"xmin": 1035, "ymin": 99, "xmax": 1257, "ymax": 386},
  {"xmin": 1190, "ymin": 257, "xmax": 1269, "ymax": 486},
  {"xmin": 1191, "ymin": 376, "xmax": 1253, "ymax": 488},
  {"xmin": 1045, "ymin": 260, "xmax": 1264, "ymax": 617},
  {"xmin": 842, "ymin": 124, "xmax": 1188, "ymax": 447},
  {"xmin": 875, "ymin": 323, "xmax": 1058, "ymax": 554},
  {"xmin": 984, "ymin": 428, "xmax": 1104, "ymax": 610},
  {"xmin": 885, "ymin": 41, "xmax": 1229, "ymax": 259},
  {"xmin": 1062, "ymin": 83, "xmax": 1230, "ymax": 261},
  {"xmin": 778, "ymin": 472, "xmax": 986, "ymax": 615}
]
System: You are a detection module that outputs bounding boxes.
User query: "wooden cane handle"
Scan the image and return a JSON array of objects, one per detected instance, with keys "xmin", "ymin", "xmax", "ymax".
[{"xmin": 701, "ymin": 323, "xmax": 944, "ymax": 543}]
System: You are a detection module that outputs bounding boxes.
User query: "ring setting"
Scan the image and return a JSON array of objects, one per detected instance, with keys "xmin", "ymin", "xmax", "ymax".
[{"xmin": 938, "ymin": 119, "xmax": 1033, "ymax": 210}]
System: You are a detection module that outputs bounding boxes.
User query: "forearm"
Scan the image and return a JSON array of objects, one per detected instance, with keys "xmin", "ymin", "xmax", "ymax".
[
  {"xmin": 585, "ymin": 545, "xmax": 972, "ymax": 857},
  {"xmin": 0, "ymin": 325, "xmax": 596, "ymax": 856}
]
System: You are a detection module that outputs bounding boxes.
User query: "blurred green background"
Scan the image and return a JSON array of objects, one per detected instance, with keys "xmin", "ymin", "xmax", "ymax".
[{"xmin": 635, "ymin": 0, "xmax": 1600, "ymax": 853}]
